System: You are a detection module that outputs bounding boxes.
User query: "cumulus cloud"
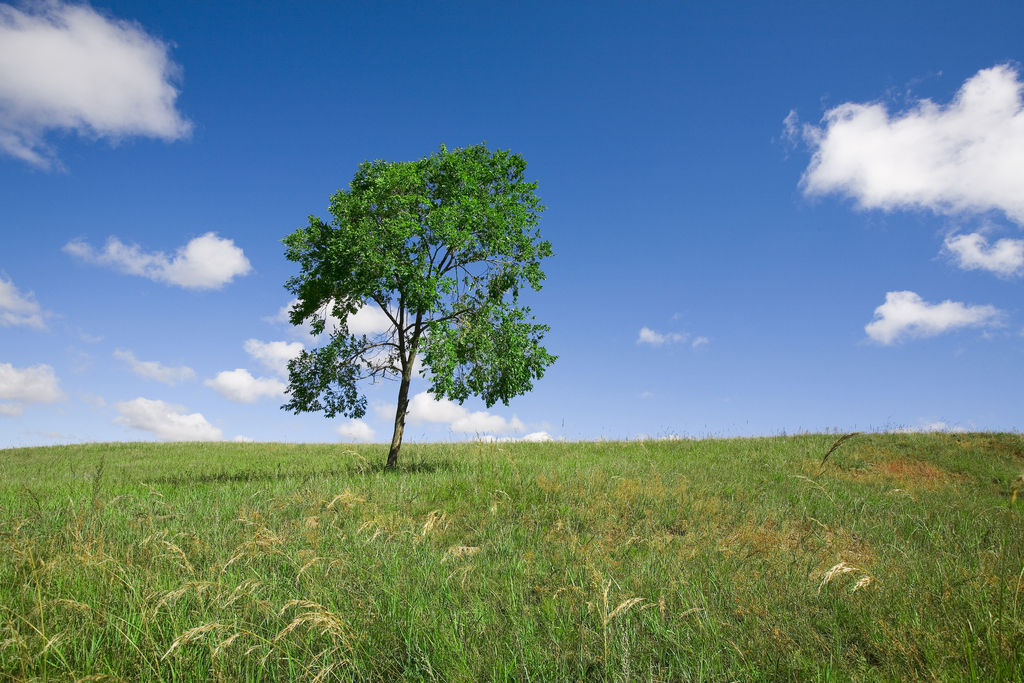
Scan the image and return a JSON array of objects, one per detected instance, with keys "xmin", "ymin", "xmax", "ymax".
[
  {"xmin": 64, "ymin": 233, "xmax": 251, "ymax": 290},
  {"xmin": 268, "ymin": 299, "xmax": 394, "ymax": 339},
  {"xmin": 113, "ymin": 348, "xmax": 194, "ymax": 385},
  {"xmin": 864, "ymin": 290, "xmax": 1002, "ymax": 344},
  {"xmin": 943, "ymin": 232, "xmax": 1024, "ymax": 278},
  {"xmin": 0, "ymin": 275, "xmax": 49, "ymax": 329},
  {"xmin": 0, "ymin": 1, "xmax": 191, "ymax": 169},
  {"xmin": 348, "ymin": 304, "xmax": 394, "ymax": 336},
  {"xmin": 792, "ymin": 64, "xmax": 1024, "ymax": 224},
  {"xmin": 477, "ymin": 431, "xmax": 553, "ymax": 443},
  {"xmin": 233, "ymin": 435, "xmax": 254, "ymax": 443},
  {"xmin": 0, "ymin": 362, "xmax": 65, "ymax": 416},
  {"xmin": 406, "ymin": 390, "xmax": 525, "ymax": 434},
  {"xmin": 205, "ymin": 369, "xmax": 286, "ymax": 403},
  {"xmin": 637, "ymin": 327, "xmax": 686, "ymax": 346},
  {"xmin": 243, "ymin": 339, "xmax": 304, "ymax": 378},
  {"xmin": 113, "ymin": 397, "xmax": 222, "ymax": 440},
  {"xmin": 336, "ymin": 419, "xmax": 376, "ymax": 442}
]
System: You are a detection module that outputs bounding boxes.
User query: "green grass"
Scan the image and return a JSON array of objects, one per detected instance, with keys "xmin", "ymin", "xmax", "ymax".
[{"xmin": 1, "ymin": 433, "xmax": 1022, "ymax": 681}]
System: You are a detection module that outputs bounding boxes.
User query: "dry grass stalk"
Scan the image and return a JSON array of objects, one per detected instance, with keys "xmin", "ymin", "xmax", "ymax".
[
  {"xmin": 326, "ymin": 489, "xmax": 366, "ymax": 511},
  {"xmin": 589, "ymin": 580, "xmax": 646, "ymax": 669},
  {"xmin": 1011, "ymin": 473, "xmax": 1024, "ymax": 506},
  {"xmin": 818, "ymin": 561, "xmax": 858, "ymax": 592},
  {"xmin": 820, "ymin": 432, "xmax": 864, "ymax": 470},
  {"xmin": 151, "ymin": 581, "xmax": 216, "ymax": 616},
  {"xmin": 443, "ymin": 545, "xmax": 481, "ymax": 562},
  {"xmin": 818, "ymin": 561, "xmax": 875, "ymax": 593},
  {"xmin": 275, "ymin": 600, "xmax": 350, "ymax": 642},
  {"xmin": 421, "ymin": 509, "xmax": 447, "ymax": 536},
  {"xmin": 223, "ymin": 525, "xmax": 285, "ymax": 570},
  {"xmin": 852, "ymin": 576, "xmax": 873, "ymax": 592},
  {"xmin": 141, "ymin": 530, "xmax": 195, "ymax": 574},
  {"xmin": 163, "ymin": 622, "xmax": 229, "ymax": 659}
]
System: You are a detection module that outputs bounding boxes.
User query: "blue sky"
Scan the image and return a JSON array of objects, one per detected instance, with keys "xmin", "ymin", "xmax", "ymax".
[{"xmin": 2, "ymin": 0, "xmax": 1023, "ymax": 447}]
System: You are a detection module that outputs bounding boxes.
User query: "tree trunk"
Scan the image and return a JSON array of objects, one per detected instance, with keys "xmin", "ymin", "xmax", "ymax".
[{"xmin": 386, "ymin": 341, "xmax": 419, "ymax": 470}]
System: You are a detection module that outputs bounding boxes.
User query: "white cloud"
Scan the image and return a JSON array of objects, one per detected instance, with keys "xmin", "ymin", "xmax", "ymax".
[
  {"xmin": 864, "ymin": 290, "xmax": 1002, "ymax": 344},
  {"xmin": 243, "ymin": 339, "xmax": 304, "ymax": 378},
  {"xmin": 64, "ymin": 233, "xmax": 251, "ymax": 290},
  {"xmin": 268, "ymin": 299, "xmax": 393, "ymax": 339},
  {"xmin": 691, "ymin": 336, "xmax": 709, "ymax": 349},
  {"xmin": 205, "ymin": 369, "xmax": 286, "ymax": 403},
  {"xmin": 794, "ymin": 65, "xmax": 1024, "ymax": 224},
  {"xmin": 78, "ymin": 391, "xmax": 106, "ymax": 410},
  {"xmin": 0, "ymin": 362, "xmax": 65, "ymax": 416},
  {"xmin": 943, "ymin": 232, "xmax": 1024, "ymax": 278},
  {"xmin": 266, "ymin": 301, "xmax": 295, "ymax": 325},
  {"xmin": 113, "ymin": 397, "xmax": 222, "ymax": 441},
  {"xmin": 113, "ymin": 348, "xmax": 194, "ymax": 385},
  {"xmin": 348, "ymin": 304, "xmax": 393, "ymax": 336},
  {"xmin": 0, "ymin": 1, "xmax": 191, "ymax": 169},
  {"xmin": 637, "ymin": 327, "xmax": 686, "ymax": 346},
  {"xmin": 476, "ymin": 431, "xmax": 553, "ymax": 443},
  {"xmin": 890, "ymin": 421, "xmax": 967, "ymax": 434},
  {"xmin": 406, "ymin": 391, "xmax": 525, "ymax": 434},
  {"xmin": 0, "ymin": 275, "xmax": 49, "ymax": 329},
  {"xmin": 233, "ymin": 435, "xmax": 254, "ymax": 443},
  {"xmin": 336, "ymin": 419, "xmax": 376, "ymax": 442}
]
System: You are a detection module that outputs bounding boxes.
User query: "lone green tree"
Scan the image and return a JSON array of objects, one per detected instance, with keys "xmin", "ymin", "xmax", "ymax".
[{"xmin": 281, "ymin": 144, "xmax": 556, "ymax": 469}]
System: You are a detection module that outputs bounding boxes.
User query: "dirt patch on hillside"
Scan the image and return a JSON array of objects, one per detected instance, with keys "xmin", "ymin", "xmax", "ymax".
[
  {"xmin": 871, "ymin": 459, "xmax": 970, "ymax": 489},
  {"xmin": 815, "ymin": 444, "xmax": 971, "ymax": 490},
  {"xmin": 944, "ymin": 434, "xmax": 1024, "ymax": 461}
]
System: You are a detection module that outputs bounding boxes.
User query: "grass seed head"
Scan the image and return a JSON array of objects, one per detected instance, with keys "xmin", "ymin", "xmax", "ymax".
[{"xmin": 818, "ymin": 561, "xmax": 859, "ymax": 593}]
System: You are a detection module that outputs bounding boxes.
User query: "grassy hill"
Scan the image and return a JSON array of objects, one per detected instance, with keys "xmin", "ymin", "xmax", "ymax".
[{"xmin": 1, "ymin": 433, "xmax": 1022, "ymax": 681}]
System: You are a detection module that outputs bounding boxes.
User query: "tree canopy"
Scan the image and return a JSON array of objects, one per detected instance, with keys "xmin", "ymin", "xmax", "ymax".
[{"xmin": 281, "ymin": 143, "xmax": 556, "ymax": 468}]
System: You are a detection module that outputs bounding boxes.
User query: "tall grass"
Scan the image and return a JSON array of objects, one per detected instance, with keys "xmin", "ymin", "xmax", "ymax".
[{"xmin": 0, "ymin": 433, "xmax": 1022, "ymax": 681}]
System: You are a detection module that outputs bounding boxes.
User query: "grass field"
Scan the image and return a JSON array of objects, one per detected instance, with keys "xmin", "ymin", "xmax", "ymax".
[{"xmin": 1, "ymin": 433, "xmax": 1023, "ymax": 682}]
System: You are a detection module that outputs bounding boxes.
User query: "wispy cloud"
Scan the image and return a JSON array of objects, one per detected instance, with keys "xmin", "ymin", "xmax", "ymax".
[
  {"xmin": 113, "ymin": 349, "xmax": 194, "ymax": 385},
  {"xmin": 65, "ymin": 233, "xmax": 251, "ymax": 290},
  {"xmin": 205, "ymin": 369, "xmax": 286, "ymax": 403},
  {"xmin": 691, "ymin": 336, "xmax": 709, "ymax": 349},
  {"xmin": 78, "ymin": 391, "xmax": 106, "ymax": 410},
  {"xmin": 637, "ymin": 327, "xmax": 686, "ymax": 346},
  {"xmin": 791, "ymin": 64, "xmax": 1024, "ymax": 225},
  {"xmin": 0, "ymin": 275, "xmax": 50, "ymax": 329},
  {"xmin": 865, "ymin": 290, "xmax": 1002, "ymax": 344},
  {"xmin": 0, "ymin": 1, "xmax": 192, "ymax": 169},
  {"xmin": 114, "ymin": 397, "xmax": 222, "ymax": 441},
  {"xmin": 890, "ymin": 420, "xmax": 967, "ymax": 434},
  {"xmin": 0, "ymin": 363, "xmax": 65, "ymax": 416}
]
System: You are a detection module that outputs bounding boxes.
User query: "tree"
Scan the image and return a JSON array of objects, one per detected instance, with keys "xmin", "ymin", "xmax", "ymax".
[{"xmin": 281, "ymin": 143, "xmax": 557, "ymax": 469}]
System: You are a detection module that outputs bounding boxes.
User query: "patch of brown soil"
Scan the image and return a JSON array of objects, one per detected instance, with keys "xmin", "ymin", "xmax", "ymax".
[
  {"xmin": 875, "ymin": 459, "xmax": 968, "ymax": 489},
  {"xmin": 945, "ymin": 434, "xmax": 1024, "ymax": 460},
  {"xmin": 819, "ymin": 449, "xmax": 970, "ymax": 490}
]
